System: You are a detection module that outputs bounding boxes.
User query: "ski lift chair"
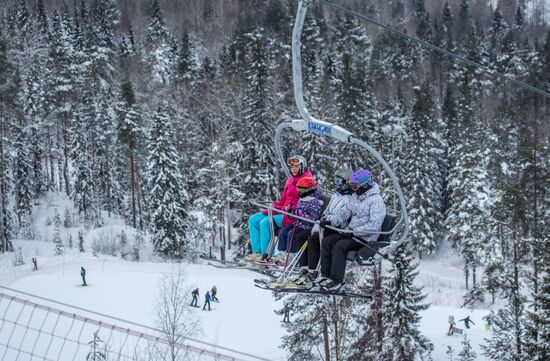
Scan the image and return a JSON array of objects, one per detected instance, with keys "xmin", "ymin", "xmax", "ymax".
[{"xmin": 346, "ymin": 213, "xmax": 397, "ymax": 265}]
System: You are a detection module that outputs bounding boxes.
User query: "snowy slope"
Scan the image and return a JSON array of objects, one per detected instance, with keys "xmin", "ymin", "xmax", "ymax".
[{"xmin": 1, "ymin": 240, "xmax": 494, "ymax": 361}]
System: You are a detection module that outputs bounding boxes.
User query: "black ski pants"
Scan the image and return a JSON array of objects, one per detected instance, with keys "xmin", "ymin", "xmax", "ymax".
[
  {"xmin": 294, "ymin": 229, "xmax": 312, "ymax": 267},
  {"xmin": 301, "ymin": 229, "xmax": 338, "ymax": 270},
  {"xmin": 321, "ymin": 233, "xmax": 364, "ymax": 283}
]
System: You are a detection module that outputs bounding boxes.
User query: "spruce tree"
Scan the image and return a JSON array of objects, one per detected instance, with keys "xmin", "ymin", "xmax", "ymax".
[
  {"xmin": 381, "ymin": 245, "xmax": 433, "ymax": 361},
  {"xmin": 53, "ymin": 208, "xmax": 64, "ymax": 256},
  {"xmin": 147, "ymin": 106, "xmax": 192, "ymax": 259},
  {"xmin": 240, "ymin": 28, "xmax": 278, "ymax": 204},
  {"xmin": 399, "ymin": 81, "xmax": 440, "ymax": 255}
]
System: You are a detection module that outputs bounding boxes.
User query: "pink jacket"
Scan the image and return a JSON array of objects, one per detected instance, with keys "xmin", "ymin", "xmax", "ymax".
[{"xmin": 272, "ymin": 169, "xmax": 313, "ymax": 226}]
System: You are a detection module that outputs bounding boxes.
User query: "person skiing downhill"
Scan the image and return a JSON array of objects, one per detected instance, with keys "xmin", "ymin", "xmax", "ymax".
[
  {"xmin": 459, "ymin": 316, "xmax": 475, "ymax": 329},
  {"xmin": 80, "ymin": 267, "xmax": 87, "ymax": 286},
  {"xmin": 316, "ymin": 169, "xmax": 386, "ymax": 292},
  {"xmin": 246, "ymin": 155, "xmax": 313, "ymax": 261},
  {"xmin": 203, "ymin": 290, "xmax": 211, "ymax": 311},
  {"xmin": 190, "ymin": 288, "xmax": 199, "ymax": 307}
]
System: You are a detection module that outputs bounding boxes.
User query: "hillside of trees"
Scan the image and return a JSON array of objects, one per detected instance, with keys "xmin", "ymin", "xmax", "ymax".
[{"xmin": 0, "ymin": 0, "xmax": 549, "ymax": 359}]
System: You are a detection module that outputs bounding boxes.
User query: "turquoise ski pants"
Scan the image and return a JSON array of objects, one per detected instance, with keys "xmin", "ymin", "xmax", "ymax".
[{"xmin": 248, "ymin": 212, "xmax": 283, "ymax": 255}]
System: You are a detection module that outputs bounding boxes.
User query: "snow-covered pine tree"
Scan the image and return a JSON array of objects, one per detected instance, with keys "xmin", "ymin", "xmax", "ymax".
[
  {"xmin": 457, "ymin": 334, "xmax": 476, "ymax": 361},
  {"xmin": 445, "ymin": 75, "xmax": 492, "ymax": 289},
  {"xmin": 44, "ymin": 10, "xmax": 73, "ymax": 195},
  {"xmin": 240, "ymin": 27, "xmax": 279, "ymax": 204},
  {"xmin": 173, "ymin": 30, "xmax": 196, "ymax": 90},
  {"xmin": 399, "ymin": 81, "xmax": 440, "ymax": 255},
  {"xmin": 483, "ymin": 180, "xmax": 528, "ymax": 361},
  {"xmin": 78, "ymin": 230, "xmax": 85, "ymax": 253},
  {"xmin": 381, "ymin": 245, "xmax": 433, "ymax": 361},
  {"xmin": 145, "ymin": 0, "xmax": 176, "ymax": 85},
  {"xmin": 281, "ymin": 294, "xmax": 358, "ymax": 361},
  {"xmin": 53, "ymin": 208, "xmax": 63, "ymax": 256},
  {"xmin": 147, "ymin": 106, "xmax": 193, "ymax": 259},
  {"xmin": 523, "ymin": 144, "xmax": 550, "ymax": 361},
  {"xmin": 0, "ymin": 32, "xmax": 19, "ymax": 250},
  {"xmin": 13, "ymin": 69, "xmax": 34, "ymax": 239},
  {"xmin": 117, "ymin": 78, "xmax": 144, "ymax": 229},
  {"xmin": 22, "ymin": 60, "xmax": 47, "ymax": 199}
]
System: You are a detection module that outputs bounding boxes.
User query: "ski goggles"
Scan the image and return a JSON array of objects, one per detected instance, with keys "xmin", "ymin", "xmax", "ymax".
[
  {"xmin": 287, "ymin": 157, "xmax": 303, "ymax": 166},
  {"xmin": 349, "ymin": 180, "xmax": 371, "ymax": 191},
  {"xmin": 333, "ymin": 176, "xmax": 348, "ymax": 188}
]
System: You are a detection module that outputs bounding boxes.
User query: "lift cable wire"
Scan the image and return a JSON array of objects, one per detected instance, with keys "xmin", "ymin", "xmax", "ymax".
[{"xmin": 318, "ymin": 0, "xmax": 550, "ymax": 99}]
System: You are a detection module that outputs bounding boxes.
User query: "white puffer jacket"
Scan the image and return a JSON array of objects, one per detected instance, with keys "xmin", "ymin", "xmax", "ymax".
[
  {"xmin": 345, "ymin": 184, "xmax": 386, "ymax": 241},
  {"xmin": 311, "ymin": 193, "xmax": 351, "ymax": 234}
]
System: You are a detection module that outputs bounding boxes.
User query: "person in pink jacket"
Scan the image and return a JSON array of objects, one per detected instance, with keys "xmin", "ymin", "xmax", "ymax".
[{"xmin": 246, "ymin": 155, "xmax": 313, "ymax": 261}]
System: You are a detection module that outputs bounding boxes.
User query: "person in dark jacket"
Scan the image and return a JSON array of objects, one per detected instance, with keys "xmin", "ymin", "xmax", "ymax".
[
  {"xmin": 203, "ymin": 290, "xmax": 211, "ymax": 311},
  {"xmin": 80, "ymin": 267, "xmax": 87, "ymax": 286},
  {"xmin": 211, "ymin": 286, "xmax": 219, "ymax": 302},
  {"xmin": 32, "ymin": 257, "xmax": 38, "ymax": 271},
  {"xmin": 283, "ymin": 303, "xmax": 290, "ymax": 323},
  {"xmin": 459, "ymin": 316, "xmax": 475, "ymax": 329},
  {"xmin": 190, "ymin": 288, "xmax": 199, "ymax": 307},
  {"xmin": 317, "ymin": 169, "xmax": 386, "ymax": 292},
  {"xmin": 273, "ymin": 177, "xmax": 323, "ymax": 265}
]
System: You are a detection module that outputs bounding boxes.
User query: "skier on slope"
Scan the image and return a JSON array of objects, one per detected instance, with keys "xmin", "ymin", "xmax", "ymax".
[
  {"xmin": 459, "ymin": 316, "xmax": 475, "ymax": 329},
  {"xmin": 190, "ymin": 288, "xmax": 199, "ymax": 307},
  {"xmin": 270, "ymin": 176, "xmax": 323, "ymax": 265},
  {"xmin": 211, "ymin": 286, "xmax": 219, "ymax": 302},
  {"xmin": 80, "ymin": 266, "xmax": 87, "ymax": 286},
  {"xmin": 203, "ymin": 290, "xmax": 211, "ymax": 311},
  {"xmin": 293, "ymin": 169, "xmax": 353, "ymax": 284},
  {"xmin": 315, "ymin": 169, "xmax": 386, "ymax": 292},
  {"xmin": 246, "ymin": 155, "xmax": 313, "ymax": 261}
]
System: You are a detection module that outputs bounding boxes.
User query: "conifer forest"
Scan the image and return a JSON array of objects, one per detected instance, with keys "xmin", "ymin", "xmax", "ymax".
[{"xmin": 0, "ymin": 0, "xmax": 549, "ymax": 359}]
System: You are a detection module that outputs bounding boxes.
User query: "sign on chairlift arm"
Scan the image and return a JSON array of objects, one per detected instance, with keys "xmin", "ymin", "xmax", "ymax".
[{"xmin": 308, "ymin": 121, "xmax": 332, "ymax": 136}]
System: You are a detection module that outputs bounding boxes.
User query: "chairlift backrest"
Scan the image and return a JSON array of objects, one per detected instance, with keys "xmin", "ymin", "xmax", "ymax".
[{"xmin": 377, "ymin": 214, "xmax": 397, "ymax": 243}]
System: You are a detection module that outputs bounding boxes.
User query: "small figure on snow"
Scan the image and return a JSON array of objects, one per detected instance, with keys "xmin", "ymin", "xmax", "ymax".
[
  {"xmin": 447, "ymin": 315, "xmax": 456, "ymax": 336},
  {"xmin": 283, "ymin": 303, "xmax": 290, "ymax": 323},
  {"xmin": 483, "ymin": 313, "xmax": 493, "ymax": 331},
  {"xmin": 459, "ymin": 316, "xmax": 475, "ymax": 329},
  {"xmin": 203, "ymin": 290, "xmax": 211, "ymax": 311},
  {"xmin": 211, "ymin": 286, "xmax": 219, "ymax": 302},
  {"xmin": 32, "ymin": 257, "xmax": 38, "ymax": 271},
  {"xmin": 81, "ymin": 266, "xmax": 87, "ymax": 286},
  {"xmin": 190, "ymin": 288, "xmax": 199, "ymax": 307}
]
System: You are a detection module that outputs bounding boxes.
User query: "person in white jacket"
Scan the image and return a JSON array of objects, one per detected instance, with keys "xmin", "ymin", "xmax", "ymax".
[
  {"xmin": 317, "ymin": 169, "xmax": 386, "ymax": 291},
  {"xmin": 294, "ymin": 169, "xmax": 353, "ymax": 284}
]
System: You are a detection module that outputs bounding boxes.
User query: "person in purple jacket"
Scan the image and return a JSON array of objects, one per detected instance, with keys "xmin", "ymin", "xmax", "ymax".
[{"xmin": 271, "ymin": 177, "xmax": 323, "ymax": 265}]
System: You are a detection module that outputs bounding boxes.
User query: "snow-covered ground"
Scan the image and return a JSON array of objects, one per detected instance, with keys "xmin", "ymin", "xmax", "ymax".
[{"xmin": 1, "ymin": 238, "xmax": 495, "ymax": 361}]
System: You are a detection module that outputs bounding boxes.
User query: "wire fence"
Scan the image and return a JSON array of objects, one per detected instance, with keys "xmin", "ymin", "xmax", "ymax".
[{"xmin": 0, "ymin": 289, "xmax": 270, "ymax": 361}]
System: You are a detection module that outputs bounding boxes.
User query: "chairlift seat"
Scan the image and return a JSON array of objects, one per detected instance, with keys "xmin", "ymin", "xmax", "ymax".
[{"xmin": 346, "ymin": 214, "xmax": 397, "ymax": 265}]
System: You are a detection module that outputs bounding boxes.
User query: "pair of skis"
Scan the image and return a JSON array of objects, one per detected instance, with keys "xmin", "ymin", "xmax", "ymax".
[
  {"xmin": 253, "ymin": 279, "xmax": 372, "ymax": 300},
  {"xmin": 202, "ymin": 256, "xmax": 289, "ymax": 278}
]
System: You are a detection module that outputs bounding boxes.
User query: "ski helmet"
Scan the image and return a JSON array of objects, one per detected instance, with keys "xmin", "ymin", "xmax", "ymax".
[
  {"xmin": 296, "ymin": 177, "xmax": 318, "ymax": 197},
  {"xmin": 334, "ymin": 169, "xmax": 353, "ymax": 195},
  {"xmin": 287, "ymin": 155, "xmax": 307, "ymax": 175},
  {"xmin": 349, "ymin": 169, "xmax": 375, "ymax": 195}
]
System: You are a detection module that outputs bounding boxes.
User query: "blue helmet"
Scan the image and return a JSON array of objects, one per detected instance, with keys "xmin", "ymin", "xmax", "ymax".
[{"xmin": 350, "ymin": 169, "xmax": 375, "ymax": 193}]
